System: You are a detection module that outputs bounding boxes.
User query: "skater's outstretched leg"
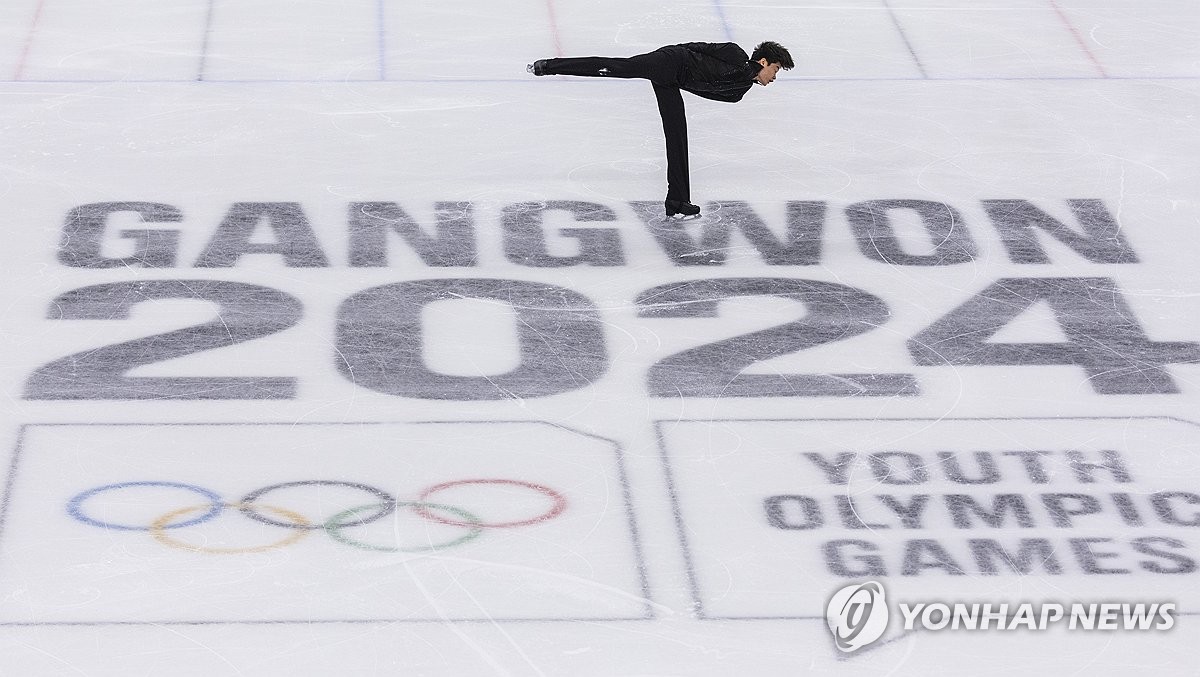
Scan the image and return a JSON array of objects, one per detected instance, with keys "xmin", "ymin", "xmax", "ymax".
[
  {"xmin": 537, "ymin": 56, "xmax": 635, "ymax": 78},
  {"xmin": 532, "ymin": 49, "xmax": 680, "ymax": 82}
]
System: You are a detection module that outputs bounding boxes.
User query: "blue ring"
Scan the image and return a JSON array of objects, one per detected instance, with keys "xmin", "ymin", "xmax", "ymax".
[{"xmin": 67, "ymin": 481, "xmax": 223, "ymax": 531}]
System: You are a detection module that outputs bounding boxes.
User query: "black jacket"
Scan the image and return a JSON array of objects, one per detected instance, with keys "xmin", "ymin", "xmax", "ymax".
[{"xmin": 668, "ymin": 42, "xmax": 761, "ymax": 103}]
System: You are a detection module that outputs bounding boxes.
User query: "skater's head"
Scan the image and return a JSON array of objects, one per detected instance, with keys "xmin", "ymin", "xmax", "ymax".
[{"xmin": 750, "ymin": 41, "xmax": 794, "ymax": 86}]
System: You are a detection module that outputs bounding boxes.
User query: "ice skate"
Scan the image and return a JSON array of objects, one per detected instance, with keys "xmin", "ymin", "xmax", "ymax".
[{"xmin": 665, "ymin": 199, "xmax": 701, "ymax": 219}]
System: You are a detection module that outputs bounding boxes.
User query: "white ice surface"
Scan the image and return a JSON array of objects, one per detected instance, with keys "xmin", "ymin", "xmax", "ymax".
[{"xmin": 1, "ymin": 0, "xmax": 1200, "ymax": 674}]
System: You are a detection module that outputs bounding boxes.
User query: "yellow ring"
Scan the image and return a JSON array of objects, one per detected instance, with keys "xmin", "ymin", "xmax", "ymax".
[{"xmin": 150, "ymin": 502, "xmax": 311, "ymax": 554}]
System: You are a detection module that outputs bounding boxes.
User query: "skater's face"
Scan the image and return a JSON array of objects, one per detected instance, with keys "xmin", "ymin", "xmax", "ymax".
[{"xmin": 755, "ymin": 59, "xmax": 782, "ymax": 86}]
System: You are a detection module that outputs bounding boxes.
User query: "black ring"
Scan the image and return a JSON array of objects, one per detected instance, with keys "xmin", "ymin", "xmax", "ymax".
[{"xmin": 238, "ymin": 480, "xmax": 396, "ymax": 530}]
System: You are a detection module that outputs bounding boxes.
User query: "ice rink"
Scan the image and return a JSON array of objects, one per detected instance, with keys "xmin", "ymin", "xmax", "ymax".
[{"xmin": 2, "ymin": 0, "xmax": 1199, "ymax": 674}]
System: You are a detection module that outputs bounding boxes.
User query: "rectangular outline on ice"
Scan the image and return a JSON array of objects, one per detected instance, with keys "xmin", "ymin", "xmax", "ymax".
[
  {"xmin": 654, "ymin": 415, "xmax": 1200, "ymax": 622},
  {"xmin": 0, "ymin": 420, "xmax": 654, "ymax": 627}
]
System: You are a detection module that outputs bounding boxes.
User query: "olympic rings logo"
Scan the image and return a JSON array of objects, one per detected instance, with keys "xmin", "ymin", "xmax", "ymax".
[{"xmin": 66, "ymin": 479, "xmax": 568, "ymax": 554}]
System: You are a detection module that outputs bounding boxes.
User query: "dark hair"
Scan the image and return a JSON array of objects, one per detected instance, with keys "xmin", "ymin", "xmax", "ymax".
[{"xmin": 751, "ymin": 41, "xmax": 794, "ymax": 69}]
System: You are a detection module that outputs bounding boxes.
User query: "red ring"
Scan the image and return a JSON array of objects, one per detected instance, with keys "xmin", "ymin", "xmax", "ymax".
[{"xmin": 414, "ymin": 479, "xmax": 567, "ymax": 528}]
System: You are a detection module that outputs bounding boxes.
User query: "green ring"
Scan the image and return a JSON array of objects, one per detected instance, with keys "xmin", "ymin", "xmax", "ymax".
[{"xmin": 324, "ymin": 501, "xmax": 483, "ymax": 552}]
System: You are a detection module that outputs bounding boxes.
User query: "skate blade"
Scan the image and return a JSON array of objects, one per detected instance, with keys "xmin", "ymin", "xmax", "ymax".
[{"xmin": 667, "ymin": 213, "xmax": 702, "ymax": 221}]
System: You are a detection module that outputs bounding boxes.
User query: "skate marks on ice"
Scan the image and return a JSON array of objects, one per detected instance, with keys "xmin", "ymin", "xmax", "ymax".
[
  {"xmin": 0, "ymin": 421, "xmax": 651, "ymax": 625},
  {"xmin": 657, "ymin": 417, "xmax": 1200, "ymax": 619}
]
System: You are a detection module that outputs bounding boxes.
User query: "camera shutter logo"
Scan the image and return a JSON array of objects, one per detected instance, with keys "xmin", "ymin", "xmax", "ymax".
[{"xmin": 826, "ymin": 581, "xmax": 889, "ymax": 652}]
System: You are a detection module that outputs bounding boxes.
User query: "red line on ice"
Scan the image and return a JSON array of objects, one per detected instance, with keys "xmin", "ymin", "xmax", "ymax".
[
  {"xmin": 545, "ymin": 0, "xmax": 564, "ymax": 57},
  {"xmin": 13, "ymin": 0, "xmax": 49, "ymax": 80},
  {"xmin": 1048, "ymin": 0, "xmax": 1108, "ymax": 78}
]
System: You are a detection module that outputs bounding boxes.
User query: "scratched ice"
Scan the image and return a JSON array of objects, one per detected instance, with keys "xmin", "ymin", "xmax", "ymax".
[{"xmin": 1, "ymin": 0, "xmax": 1199, "ymax": 674}]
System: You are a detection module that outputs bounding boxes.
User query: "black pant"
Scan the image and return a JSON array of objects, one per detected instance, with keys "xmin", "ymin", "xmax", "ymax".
[{"xmin": 543, "ymin": 49, "xmax": 690, "ymax": 202}]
